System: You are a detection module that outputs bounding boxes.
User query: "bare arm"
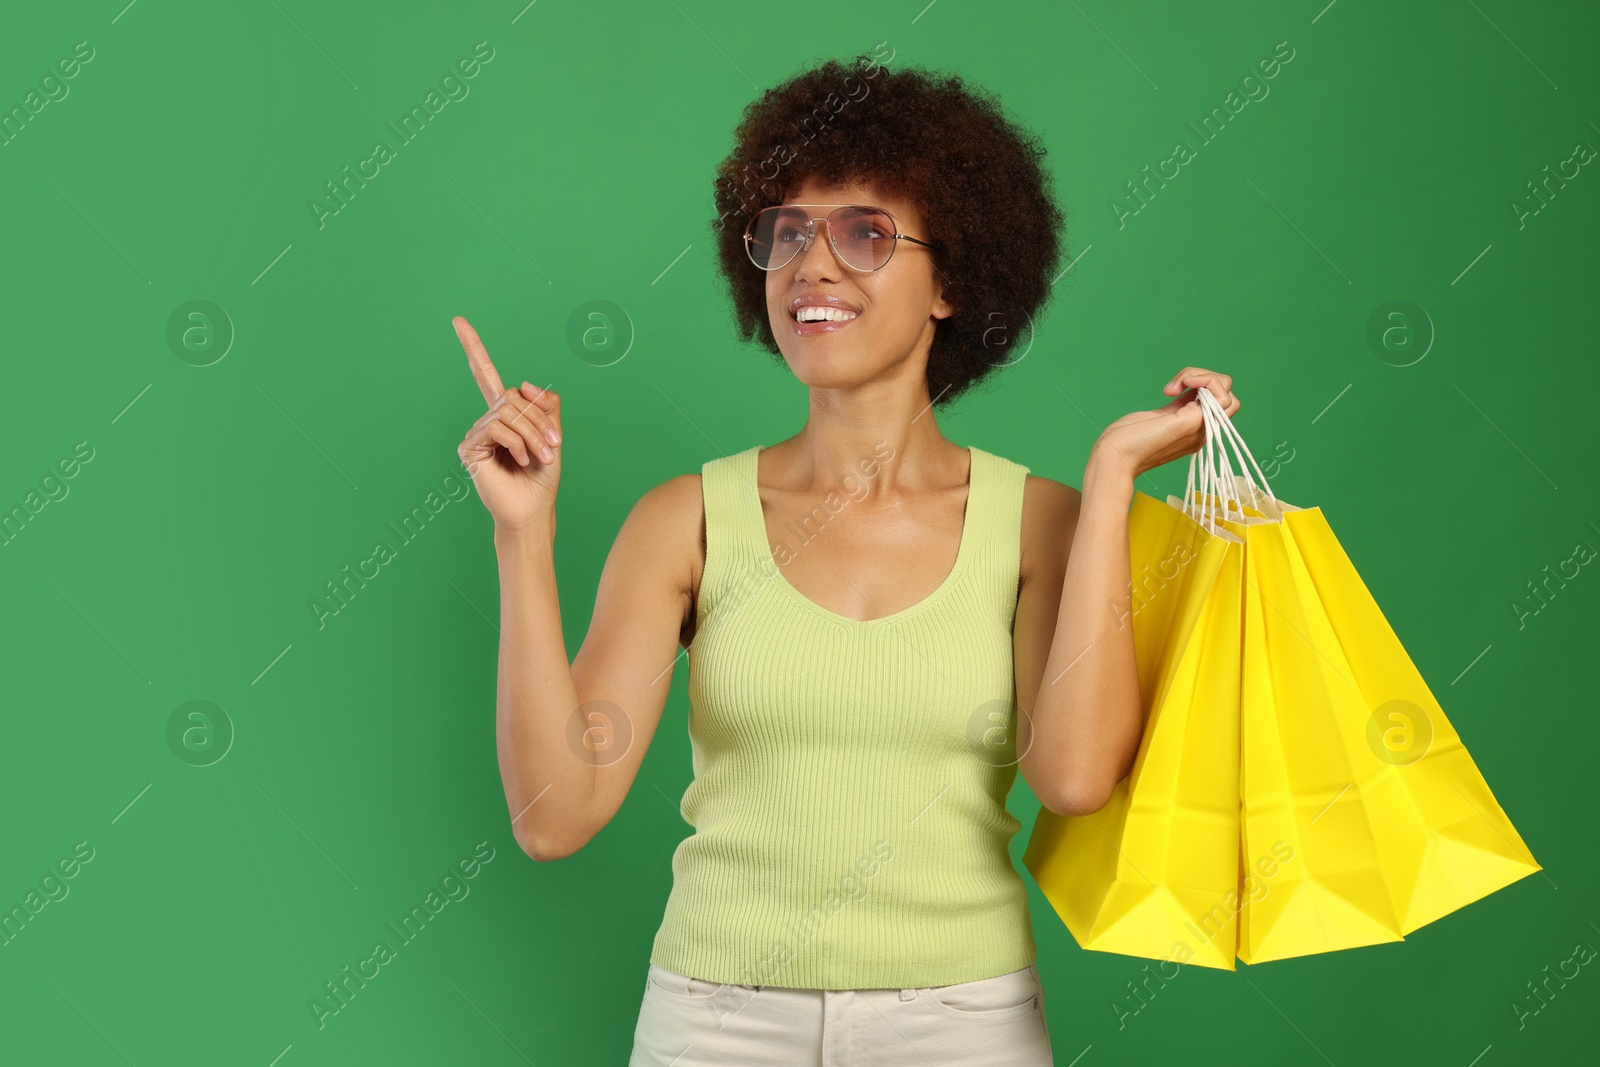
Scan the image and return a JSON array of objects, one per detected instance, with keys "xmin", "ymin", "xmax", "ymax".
[
  {"xmin": 495, "ymin": 476, "xmax": 700, "ymax": 861},
  {"xmin": 1014, "ymin": 450, "xmax": 1144, "ymax": 816},
  {"xmin": 448, "ymin": 315, "xmax": 698, "ymax": 863}
]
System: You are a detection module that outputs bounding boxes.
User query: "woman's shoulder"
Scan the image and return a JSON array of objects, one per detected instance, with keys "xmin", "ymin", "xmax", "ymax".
[
  {"xmin": 617, "ymin": 468, "xmax": 706, "ymax": 573},
  {"xmin": 629, "ymin": 443, "xmax": 759, "ymax": 512}
]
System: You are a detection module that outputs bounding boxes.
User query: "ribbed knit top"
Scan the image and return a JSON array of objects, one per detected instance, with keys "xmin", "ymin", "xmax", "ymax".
[{"xmin": 647, "ymin": 443, "xmax": 1039, "ymax": 990}]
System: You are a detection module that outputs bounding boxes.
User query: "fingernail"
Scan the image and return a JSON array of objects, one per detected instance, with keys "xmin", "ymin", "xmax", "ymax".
[{"xmin": 545, "ymin": 427, "xmax": 560, "ymax": 444}]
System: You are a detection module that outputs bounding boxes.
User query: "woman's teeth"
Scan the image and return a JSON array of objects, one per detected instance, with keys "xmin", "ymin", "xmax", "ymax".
[{"xmin": 795, "ymin": 307, "xmax": 859, "ymax": 322}]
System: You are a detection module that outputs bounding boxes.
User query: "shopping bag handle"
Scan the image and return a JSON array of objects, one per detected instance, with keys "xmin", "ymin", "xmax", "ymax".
[
  {"xmin": 1184, "ymin": 387, "xmax": 1280, "ymax": 534},
  {"xmin": 1196, "ymin": 396, "xmax": 1241, "ymax": 534},
  {"xmin": 1184, "ymin": 391, "xmax": 1245, "ymax": 534},
  {"xmin": 1200, "ymin": 386, "xmax": 1280, "ymax": 517}
]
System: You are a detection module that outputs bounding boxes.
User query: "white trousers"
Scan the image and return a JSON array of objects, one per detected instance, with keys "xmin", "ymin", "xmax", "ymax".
[{"xmin": 628, "ymin": 961, "xmax": 1054, "ymax": 1066}]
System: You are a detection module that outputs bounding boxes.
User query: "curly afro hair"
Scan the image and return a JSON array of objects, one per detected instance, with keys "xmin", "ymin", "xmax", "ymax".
[{"xmin": 709, "ymin": 50, "xmax": 1068, "ymax": 409}]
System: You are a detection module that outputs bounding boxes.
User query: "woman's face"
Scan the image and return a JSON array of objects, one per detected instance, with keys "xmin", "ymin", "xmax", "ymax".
[{"xmin": 763, "ymin": 175, "xmax": 951, "ymax": 397}]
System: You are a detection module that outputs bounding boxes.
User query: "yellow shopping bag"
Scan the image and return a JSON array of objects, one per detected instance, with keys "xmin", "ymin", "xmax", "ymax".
[
  {"xmin": 1022, "ymin": 487, "xmax": 1247, "ymax": 971},
  {"xmin": 1232, "ymin": 507, "xmax": 1410, "ymax": 961},
  {"xmin": 1235, "ymin": 499, "xmax": 1541, "ymax": 961},
  {"xmin": 1198, "ymin": 391, "xmax": 1541, "ymax": 963}
]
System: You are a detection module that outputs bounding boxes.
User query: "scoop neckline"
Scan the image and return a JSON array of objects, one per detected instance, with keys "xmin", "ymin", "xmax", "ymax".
[{"xmin": 750, "ymin": 444, "xmax": 979, "ymax": 627}]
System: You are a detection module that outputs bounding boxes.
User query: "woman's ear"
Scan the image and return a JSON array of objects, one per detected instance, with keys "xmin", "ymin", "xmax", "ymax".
[{"xmin": 930, "ymin": 268, "xmax": 955, "ymax": 321}]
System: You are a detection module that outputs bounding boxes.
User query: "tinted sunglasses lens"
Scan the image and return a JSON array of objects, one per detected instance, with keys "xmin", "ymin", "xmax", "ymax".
[
  {"xmin": 747, "ymin": 207, "xmax": 898, "ymax": 270},
  {"xmin": 747, "ymin": 207, "xmax": 809, "ymax": 269},
  {"xmin": 831, "ymin": 207, "xmax": 897, "ymax": 270}
]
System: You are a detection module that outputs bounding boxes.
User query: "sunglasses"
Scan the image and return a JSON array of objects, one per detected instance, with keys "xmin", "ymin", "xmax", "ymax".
[{"xmin": 743, "ymin": 203, "xmax": 941, "ymax": 272}]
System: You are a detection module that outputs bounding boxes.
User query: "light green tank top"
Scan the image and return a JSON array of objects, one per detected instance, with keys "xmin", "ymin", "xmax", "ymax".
[{"xmin": 648, "ymin": 442, "xmax": 1038, "ymax": 990}]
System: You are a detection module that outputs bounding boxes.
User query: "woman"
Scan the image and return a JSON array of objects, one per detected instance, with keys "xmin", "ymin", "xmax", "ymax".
[{"xmin": 453, "ymin": 54, "xmax": 1239, "ymax": 1066}]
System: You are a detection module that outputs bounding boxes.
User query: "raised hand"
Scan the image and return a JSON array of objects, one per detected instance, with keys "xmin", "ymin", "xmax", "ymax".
[
  {"xmin": 1093, "ymin": 368, "xmax": 1241, "ymax": 480},
  {"xmin": 452, "ymin": 315, "xmax": 563, "ymax": 533}
]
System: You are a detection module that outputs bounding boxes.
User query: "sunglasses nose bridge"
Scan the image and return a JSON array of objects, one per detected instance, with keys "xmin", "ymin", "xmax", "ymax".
[{"xmin": 792, "ymin": 212, "xmax": 835, "ymax": 262}]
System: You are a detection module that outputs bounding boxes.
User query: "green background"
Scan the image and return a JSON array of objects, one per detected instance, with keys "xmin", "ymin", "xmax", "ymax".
[{"xmin": 2, "ymin": 0, "xmax": 1594, "ymax": 1063}]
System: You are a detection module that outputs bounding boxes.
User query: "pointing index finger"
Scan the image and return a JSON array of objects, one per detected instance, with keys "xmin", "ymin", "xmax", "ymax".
[{"xmin": 453, "ymin": 315, "xmax": 505, "ymax": 405}]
